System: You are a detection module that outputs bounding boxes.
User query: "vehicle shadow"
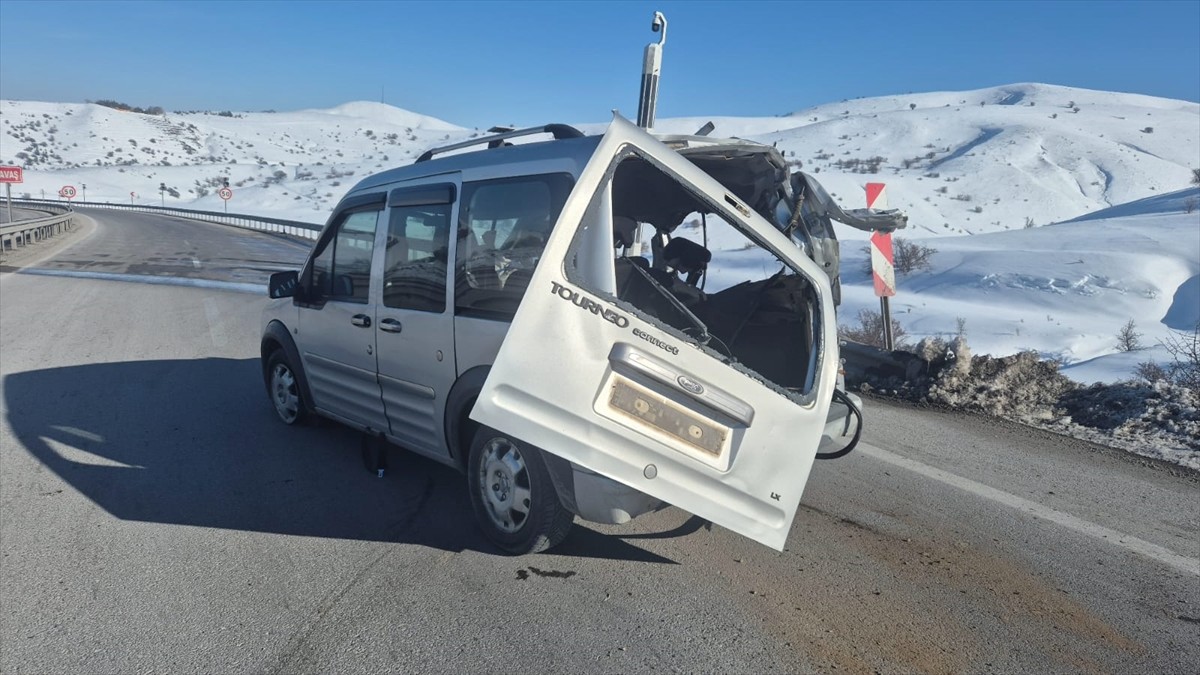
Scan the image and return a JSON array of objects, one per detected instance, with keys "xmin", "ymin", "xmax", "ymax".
[{"xmin": 3, "ymin": 357, "xmax": 673, "ymax": 564}]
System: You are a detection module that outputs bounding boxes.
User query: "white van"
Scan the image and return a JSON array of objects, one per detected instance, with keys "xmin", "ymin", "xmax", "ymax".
[{"xmin": 261, "ymin": 115, "xmax": 904, "ymax": 554}]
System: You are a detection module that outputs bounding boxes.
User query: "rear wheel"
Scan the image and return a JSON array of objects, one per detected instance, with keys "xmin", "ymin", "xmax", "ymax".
[
  {"xmin": 266, "ymin": 350, "xmax": 309, "ymax": 426},
  {"xmin": 467, "ymin": 426, "xmax": 573, "ymax": 554}
]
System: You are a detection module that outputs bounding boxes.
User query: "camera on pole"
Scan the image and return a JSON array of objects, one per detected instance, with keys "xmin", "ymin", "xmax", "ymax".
[{"xmin": 636, "ymin": 11, "xmax": 667, "ymax": 129}]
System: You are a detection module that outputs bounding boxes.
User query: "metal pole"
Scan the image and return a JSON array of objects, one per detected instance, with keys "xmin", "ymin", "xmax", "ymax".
[
  {"xmin": 881, "ymin": 296, "xmax": 894, "ymax": 351},
  {"xmin": 636, "ymin": 12, "xmax": 666, "ymax": 129},
  {"xmin": 5, "ymin": 183, "xmax": 11, "ymax": 224}
]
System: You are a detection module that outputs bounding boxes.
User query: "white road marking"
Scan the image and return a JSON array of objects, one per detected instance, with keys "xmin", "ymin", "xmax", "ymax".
[
  {"xmin": 49, "ymin": 425, "xmax": 105, "ymax": 443},
  {"xmin": 191, "ymin": 257, "xmax": 202, "ymax": 269},
  {"xmin": 16, "ymin": 267, "xmax": 261, "ymax": 294},
  {"xmin": 857, "ymin": 441, "xmax": 1200, "ymax": 576}
]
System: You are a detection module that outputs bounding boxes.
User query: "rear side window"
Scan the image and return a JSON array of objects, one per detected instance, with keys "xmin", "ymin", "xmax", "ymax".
[
  {"xmin": 383, "ymin": 203, "xmax": 451, "ymax": 312},
  {"xmin": 454, "ymin": 173, "xmax": 573, "ymax": 319}
]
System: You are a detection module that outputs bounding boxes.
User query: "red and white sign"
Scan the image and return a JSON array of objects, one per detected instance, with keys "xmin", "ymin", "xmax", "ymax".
[
  {"xmin": 865, "ymin": 182, "xmax": 888, "ymax": 210},
  {"xmin": 866, "ymin": 182, "xmax": 896, "ymax": 297},
  {"xmin": 0, "ymin": 166, "xmax": 23, "ymax": 183},
  {"xmin": 870, "ymin": 231, "xmax": 896, "ymax": 297},
  {"xmin": 59, "ymin": 185, "xmax": 77, "ymax": 200},
  {"xmin": 218, "ymin": 187, "xmax": 233, "ymax": 201}
]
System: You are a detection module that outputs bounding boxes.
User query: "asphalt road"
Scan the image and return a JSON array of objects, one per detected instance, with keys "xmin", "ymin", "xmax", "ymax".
[{"xmin": 1, "ymin": 209, "xmax": 1197, "ymax": 674}]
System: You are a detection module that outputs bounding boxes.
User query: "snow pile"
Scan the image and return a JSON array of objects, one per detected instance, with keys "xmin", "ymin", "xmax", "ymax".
[
  {"xmin": 1057, "ymin": 380, "xmax": 1199, "ymax": 468},
  {"xmin": 854, "ymin": 338, "xmax": 1200, "ymax": 470},
  {"xmin": 926, "ymin": 351, "xmax": 1075, "ymax": 422}
]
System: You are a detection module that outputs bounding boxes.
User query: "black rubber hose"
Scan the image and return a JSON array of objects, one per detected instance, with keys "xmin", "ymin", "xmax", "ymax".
[{"xmin": 815, "ymin": 389, "xmax": 862, "ymax": 460}]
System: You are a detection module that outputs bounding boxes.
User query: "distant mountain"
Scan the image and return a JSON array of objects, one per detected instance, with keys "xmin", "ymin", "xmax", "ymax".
[
  {"xmin": 0, "ymin": 99, "xmax": 468, "ymax": 219},
  {"xmin": 650, "ymin": 83, "xmax": 1198, "ymax": 237},
  {"xmin": 1, "ymin": 83, "xmax": 1196, "ymax": 231}
]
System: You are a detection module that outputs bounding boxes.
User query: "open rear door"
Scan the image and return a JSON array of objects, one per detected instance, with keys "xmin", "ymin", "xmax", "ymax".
[{"xmin": 471, "ymin": 115, "xmax": 839, "ymax": 550}]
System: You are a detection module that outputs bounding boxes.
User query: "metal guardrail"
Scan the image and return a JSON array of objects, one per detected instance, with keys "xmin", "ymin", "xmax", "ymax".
[
  {"xmin": 840, "ymin": 340, "xmax": 928, "ymax": 386},
  {"xmin": 1, "ymin": 205, "xmax": 76, "ymax": 252},
  {"xmin": 10, "ymin": 199, "xmax": 325, "ymax": 242}
]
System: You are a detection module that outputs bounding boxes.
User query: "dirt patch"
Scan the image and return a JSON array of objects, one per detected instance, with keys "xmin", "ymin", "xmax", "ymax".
[
  {"xmin": 700, "ymin": 503, "xmax": 1141, "ymax": 674},
  {"xmin": 801, "ymin": 505, "xmax": 1141, "ymax": 672},
  {"xmin": 704, "ymin": 507, "xmax": 981, "ymax": 674}
]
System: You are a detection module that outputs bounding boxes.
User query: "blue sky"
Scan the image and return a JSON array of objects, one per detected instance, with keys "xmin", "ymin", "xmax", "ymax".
[{"xmin": 1, "ymin": 0, "xmax": 1196, "ymax": 128}]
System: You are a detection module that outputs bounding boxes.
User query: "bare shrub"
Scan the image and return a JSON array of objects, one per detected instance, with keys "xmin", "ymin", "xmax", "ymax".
[
  {"xmin": 1161, "ymin": 324, "xmax": 1200, "ymax": 393},
  {"xmin": 894, "ymin": 239, "xmax": 937, "ymax": 274},
  {"xmin": 1115, "ymin": 319, "xmax": 1142, "ymax": 352},
  {"xmin": 1134, "ymin": 360, "xmax": 1169, "ymax": 383},
  {"xmin": 860, "ymin": 238, "xmax": 937, "ymax": 276},
  {"xmin": 839, "ymin": 308, "xmax": 907, "ymax": 349},
  {"xmin": 1192, "ymin": 168, "xmax": 1200, "ymax": 185},
  {"xmin": 1185, "ymin": 197, "xmax": 1198, "ymax": 214}
]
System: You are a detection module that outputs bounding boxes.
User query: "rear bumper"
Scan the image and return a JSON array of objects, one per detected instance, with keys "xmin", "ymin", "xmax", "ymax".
[{"xmin": 571, "ymin": 466, "xmax": 662, "ymax": 525}]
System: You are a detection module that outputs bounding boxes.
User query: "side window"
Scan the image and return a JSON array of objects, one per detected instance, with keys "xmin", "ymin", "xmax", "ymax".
[
  {"xmin": 454, "ymin": 173, "xmax": 574, "ymax": 319},
  {"xmin": 383, "ymin": 203, "xmax": 451, "ymax": 312},
  {"xmin": 309, "ymin": 208, "xmax": 380, "ymax": 304}
]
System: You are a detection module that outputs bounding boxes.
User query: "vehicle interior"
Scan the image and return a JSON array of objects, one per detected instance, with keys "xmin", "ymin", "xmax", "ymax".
[{"xmin": 579, "ymin": 150, "xmax": 821, "ymax": 398}]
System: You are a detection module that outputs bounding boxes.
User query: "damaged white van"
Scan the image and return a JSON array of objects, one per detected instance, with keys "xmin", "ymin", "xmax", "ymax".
[{"xmin": 261, "ymin": 115, "xmax": 905, "ymax": 554}]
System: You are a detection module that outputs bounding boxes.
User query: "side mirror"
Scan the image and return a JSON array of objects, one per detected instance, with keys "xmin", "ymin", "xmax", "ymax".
[{"xmin": 268, "ymin": 270, "xmax": 299, "ymax": 299}]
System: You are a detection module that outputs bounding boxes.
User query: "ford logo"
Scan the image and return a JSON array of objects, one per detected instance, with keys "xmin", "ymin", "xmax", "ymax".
[{"xmin": 677, "ymin": 375, "xmax": 705, "ymax": 395}]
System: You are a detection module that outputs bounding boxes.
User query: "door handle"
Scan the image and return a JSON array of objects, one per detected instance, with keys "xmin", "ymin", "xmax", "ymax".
[
  {"xmin": 351, "ymin": 314, "xmax": 371, "ymax": 328},
  {"xmin": 379, "ymin": 318, "xmax": 403, "ymax": 334}
]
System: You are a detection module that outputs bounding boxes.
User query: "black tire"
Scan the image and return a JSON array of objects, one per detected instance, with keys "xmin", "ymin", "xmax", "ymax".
[
  {"xmin": 467, "ymin": 426, "xmax": 573, "ymax": 554},
  {"xmin": 265, "ymin": 349, "xmax": 310, "ymax": 426}
]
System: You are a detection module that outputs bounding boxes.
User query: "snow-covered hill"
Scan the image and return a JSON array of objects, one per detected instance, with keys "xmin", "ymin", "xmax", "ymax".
[
  {"xmin": 0, "ymin": 99, "xmax": 468, "ymax": 219},
  {"xmin": 1, "ymin": 83, "xmax": 1196, "ymax": 230}
]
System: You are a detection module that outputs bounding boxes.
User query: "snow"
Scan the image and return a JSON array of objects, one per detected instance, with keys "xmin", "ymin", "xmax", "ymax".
[
  {"xmin": 1, "ymin": 82, "xmax": 1196, "ymax": 393},
  {"xmin": 838, "ymin": 187, "xmax": 1200, "ymax": 385}
]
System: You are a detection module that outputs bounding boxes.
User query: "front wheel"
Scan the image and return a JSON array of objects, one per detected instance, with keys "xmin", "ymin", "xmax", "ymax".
[
  {"xmin": 266, "ymin": 350, "xmax": 310, "ymax": 426},
  {"xmin": 467, "ymin": 427, "xmax": 573, "ymax": 554}
]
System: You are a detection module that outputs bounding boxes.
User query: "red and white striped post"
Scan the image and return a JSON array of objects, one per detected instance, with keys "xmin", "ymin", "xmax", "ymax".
[{"xmin": 866, "ymin": 183, "xmax": 897, "ymax": 350}]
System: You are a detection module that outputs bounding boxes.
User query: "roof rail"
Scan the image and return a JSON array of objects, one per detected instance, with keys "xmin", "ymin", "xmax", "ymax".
[{"xmin": 415, "ymin": 124, "xmax": 585, "ymax": 163}]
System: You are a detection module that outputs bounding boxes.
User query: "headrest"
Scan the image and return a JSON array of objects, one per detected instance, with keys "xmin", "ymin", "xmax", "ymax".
[
  {"xmin": 663, "ymin": 237, "xmax": 711, "ymax": 272},
  {"xmin": 613, "ymin": 216, "xmax": 638, "ymax": 248}
]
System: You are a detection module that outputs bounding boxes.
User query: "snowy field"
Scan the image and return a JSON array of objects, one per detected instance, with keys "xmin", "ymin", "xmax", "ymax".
[{"xmin": 840, "ymin": 188, "xmax": 1200, "ymax": 384}]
